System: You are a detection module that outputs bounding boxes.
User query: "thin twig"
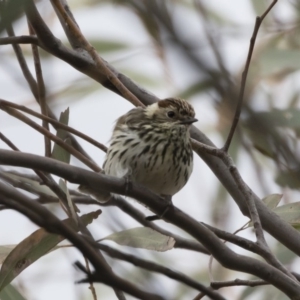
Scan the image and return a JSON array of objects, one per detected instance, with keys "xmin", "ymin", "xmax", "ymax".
[
  {"xmin": 191, "ymin": 139, "xmax": 296, "ymax": 281},
  {"xmin": 28, "ymin": 22, "xmax": 51, "ymax": 157},
  {"xmin": 222, "ymin": 0, "xmax": 278, "ymax": 152},
  {"xmin": 0, "ymin": 35, "xmax": 39, "ymax": 45},
  {"xmin": 0, "ymin": 132, "xmax": 19, "ymax": 150},
  {"xmin": 3, "ymin": 25, "xmax": 98, "ymax": 164},
  {"xmin": 193, "ymin": 278, "xmax": 268, "ymax": 300},
  {"xmin": 0, "ymin": 105, "xmax": 101, "ymax": 172},
  {"xmin": 84, "ymin": 257, "xmax": 98, "ymax": 300},
  {"xmin": 51, "ymin": 0, "xmax": 144, "ymax": 108},
  {"xmin": 211, "ymin": 279, "xmax": 268, "ymax": 289},
  {"xmin": 0, "ymin": 132, "xmax": 76, "ymax": 215},
  {"xmin": 5, "ymin": 24, "xmax": 39, "ymax": 98},
  {"xmin": 0, "ymin": 99, "xmax": 107, "ymax": 153}
]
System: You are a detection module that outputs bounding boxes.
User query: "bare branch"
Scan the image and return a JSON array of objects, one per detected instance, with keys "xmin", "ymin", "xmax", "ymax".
[
  {"xmin": 0, "ymin": 132, "xmax": 19, "ymax": 151},
  {"xmin": 83, "ymin": 257, "xmax": 98, "ymax": 300},
  {"xmin": 0, "ymin": 99, "xmax": 107, "ymax": 153},
  {"xmin": 0, "ymin": 35, "xmax": 39, "ymax": 45},
  {"xmin": 28, "ymin": 22, "xmax": 51, "ymax": 157},
  {"xmin": 211, "ymin": 279, "xmax": 268, "ymax": 289},
  {"xmin": 0, "ymin": 105, "xmax": 101, "ymax": 172},
  {"xmin": 192, "ymin": 139, "xmax": 295, "ymax": 280},
  {"xmin": 223, "ymin": 0, "xmax": 278, "ymax": 152},
  {"xmin": 50, "ymin": 0, "xmax": 144, "ymax": 108},
  {"xmin": 0, "ymin": 132, "xmax": 78, "ymax": 215}
]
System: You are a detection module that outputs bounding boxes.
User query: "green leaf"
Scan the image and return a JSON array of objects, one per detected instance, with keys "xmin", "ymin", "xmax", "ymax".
[
  {"xmin": 0, "ymin": 171, "xmax": 56, "ymax": 197},
  {"xmin": 273, "ymin": 202, "xmax": 300, "ymax": 228},
  {"xmin": 51, "ymin": 108, "xmax": 71, "ymax": 164},
  {"xmin": 89, "ymin": 39, "xmax": 129, "ymax": 53},
  {"xmin": 0, "ymin": 284, "xmax": 27, "ymax": 300},
  {"xmin": 243, "ymin": 127, "xmax": 274, "ymax": 159},
  {"xmin": 274, "ymin": 242, "xmax": 296, "ymax": 265},
  {"xmin": 0, "ymin": 246, "xmax": 15, "ymax": 264},
  {"xmin": 179, "ymin": 80, "xmax": 214, "ymax": 99},
  {"xmin": 59, "ymin": 179, "xmax": 77, "ymax": 222},
  {"xmin": 255, "ymin": 109, "xmax": 300, "ymax": 129},
  {"xmin": 259, "ymin": 48, "xmax": 300, "ymax": 78},
  {"xmin": 0, "ymin": 210, "xmax": 101, "ymax": 291},
  {"xmin": 250, "ymin": 0, "xmax": 268, "ymax": 16},
  {"xmin": 101, "ymin": 227, "xmax": 175, "ymax": 252},
  {"xmin": 0, "ymin": 0, "xmax": 24, "ymax": 34},
  {"xmin": 276, "ymin": 169, "xmax": 300, "ymax": 189},
  {"xmin": 262, "ymin": 194, "xmax": 282, "ymax": 210}
]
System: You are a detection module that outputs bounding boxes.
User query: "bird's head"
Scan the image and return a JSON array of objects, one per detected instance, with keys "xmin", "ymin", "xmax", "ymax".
[{"xmin": 144, "ymin": 98, "xmax": 197, "ymax": 127}]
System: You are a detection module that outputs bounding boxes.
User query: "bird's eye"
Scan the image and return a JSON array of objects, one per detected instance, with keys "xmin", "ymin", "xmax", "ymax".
[{"xmin": 167, "ymin": 111, "xmax": 175, "ymax": 118}]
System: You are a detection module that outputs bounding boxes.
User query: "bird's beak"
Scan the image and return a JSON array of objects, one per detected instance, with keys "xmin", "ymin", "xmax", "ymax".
[{"xmin": 180, "ymin": 117, "xmax": 198, "ymax": 125}]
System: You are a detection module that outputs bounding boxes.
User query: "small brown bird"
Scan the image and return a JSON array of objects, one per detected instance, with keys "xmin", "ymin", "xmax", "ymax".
[{"xmin": 103, "ymin": 98, "xmax": 197, "ymax": 197}]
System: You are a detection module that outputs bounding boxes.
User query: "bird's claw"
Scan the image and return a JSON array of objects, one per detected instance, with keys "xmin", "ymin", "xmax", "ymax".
[{"xmin": 145, "ymin": 195, "xmax": 173, "ymax": 221}]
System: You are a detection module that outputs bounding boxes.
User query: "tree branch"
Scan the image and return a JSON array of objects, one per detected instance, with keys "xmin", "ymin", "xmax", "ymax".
[
  {"xmin": 0, "ymin": 105, "xmax": 100, "ymax": 172},
  {"xmin": 0, "ymin": 35, "xmax": 39, "ymax": 45},
  {"xmin": 95, "ymin": 243, "xmax": 224, "ymax": 299},
  {"xmin": 28, "ymin": 22, "xmax": 51, "ymax": 157},
  {"xmin": 0, "ymin": 99, "xmax": 107, "ymax": 153},
  {"xmin": 0, "ymin": 182, "xmax": 163, "ymax": 300},
  {"xmin": 222, "ymin": 0, "xmax": 278, "ymax": 152},
  {"xmin": 1, "ymin": 150, "xmax": 300, "ymax": 298}
]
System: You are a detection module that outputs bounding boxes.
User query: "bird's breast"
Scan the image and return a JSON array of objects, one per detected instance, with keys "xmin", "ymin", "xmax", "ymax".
[{"xmin": 103, "ymin": 126, "xmax": 193, "ymax": 196}]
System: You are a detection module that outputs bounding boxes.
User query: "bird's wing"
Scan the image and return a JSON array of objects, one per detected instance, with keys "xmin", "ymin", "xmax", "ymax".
[{"xmin": 114, "ymin": 107, "xmax": 145, "ymax": 131}]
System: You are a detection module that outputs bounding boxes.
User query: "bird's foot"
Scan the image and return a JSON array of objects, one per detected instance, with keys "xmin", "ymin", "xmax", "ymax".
[
  {"xmin": 124, "ymin": 174, "xmax": 133, "ymax": 196},
  {"xmin": 146, "ymin": 195, "xmax": 173, "ymax": 221}
]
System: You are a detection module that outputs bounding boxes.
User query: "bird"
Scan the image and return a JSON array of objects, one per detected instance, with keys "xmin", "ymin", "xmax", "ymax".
[{"xmin": 102, "ymin": 98, "xmax": 197, "ymax": 199}]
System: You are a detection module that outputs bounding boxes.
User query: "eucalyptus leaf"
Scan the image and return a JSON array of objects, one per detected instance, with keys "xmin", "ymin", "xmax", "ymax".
[
  {"xmin": 51, "ymin": 108, "xmax": 71, "ymax": 164},
  {"xmin": 59, "ymin": 179, "xmax": 77, "ymax": 223},
  {"xmin": 273, "ymin": 202, "xmax": 300, "ymax": 228},
  {"xmin": 0, "ymin": 172, "xmax": 56, "ymax": 197},
  {"xmin": 250, "ymin": 0, "xmax": 268, "ymax": 16},
  {"xmin": 259, "ymin": 48, "xmax": 300, "ymax": 78},
  {"xmin": 0, "ymin": 246, "xmax": 15, "ymax": 264},
  {"xmin": 101, "ymin": 227, "xmax": 175, "ymax": 252},
  {"xmin": 255, "ymin": 109, "xmax": 300, "ymax": 129},
  {"xmin": 0, "ymin": 284, "xmax": 27, "ymax": 300},
  {"xmin": 0, "ymin": 210, "xmax": 101, "ymax": 291},
  {"xmin": 262, "ymin": 194, "xmax": 282, "ymax": 210},
  {"xmin": 276, "ymin": 169, "xmax": 300, "ymax": 189},
  {"xmin": 179, "ymin": 80, "xmax": 214, "ymax": 99},
  {"xmin": 89, "ymin": 39, "xmax": 129, "ymax": 53}
]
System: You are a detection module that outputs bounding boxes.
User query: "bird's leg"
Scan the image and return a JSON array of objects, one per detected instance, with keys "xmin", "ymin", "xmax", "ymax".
[
  {"xmin": 160, "ymin": 194, "xmax": 173, "ymax": 217},
  {"xmin": 123, "ymin": 168, "xmax": 133, "ymax": 196},
  {"xmin": 145, "ymin": 194, "xmax": 173, "ymax": 221}
]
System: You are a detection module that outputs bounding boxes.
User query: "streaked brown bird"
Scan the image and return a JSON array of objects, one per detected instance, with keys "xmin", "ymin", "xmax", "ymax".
[{"xmin": 103, "ymin": 98, "xmax": 197, "ymax": 198}]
